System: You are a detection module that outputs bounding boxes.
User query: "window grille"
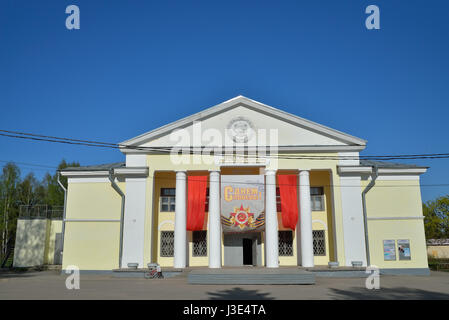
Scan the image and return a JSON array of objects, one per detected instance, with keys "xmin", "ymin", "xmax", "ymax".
[
  {"xmin": 278, "ymin": 231, "xmax": 293, "ymax": 256},
  {"xmin": 160, "ymin": 231, "xmax": 174, "ymax": 257},
  {"xmin": 313, "ymin": 230, "xmax": 326, "ymax": 256},
  {"xmin": 160, "ymin": 188, "xmax": 176, "ymax": 212},
  {"xmin": 193, "ymin": 231, "xmax": 207, "ymax": 257}
]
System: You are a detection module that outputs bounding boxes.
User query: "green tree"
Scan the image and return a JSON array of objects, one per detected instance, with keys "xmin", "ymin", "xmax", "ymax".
[
  {"xmin": 423, "ymin": 195, "xmax": 449, "ymax": 239},
  {"xmin": 42, "ymin": 159, "xmax": 80, "ymax": 207},
  {"xmin": 0, "ymin": 163, "xmax": 20, "ymax": 257},
  {"xmin": 0, "ymin": 159, "xmax": 80, "ymax": 260}
]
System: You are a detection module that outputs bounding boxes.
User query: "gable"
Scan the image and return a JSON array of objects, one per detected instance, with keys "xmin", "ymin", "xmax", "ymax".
[{"xmin": 120, "ymin": 96, "xmax": 366, "ymax": 153}]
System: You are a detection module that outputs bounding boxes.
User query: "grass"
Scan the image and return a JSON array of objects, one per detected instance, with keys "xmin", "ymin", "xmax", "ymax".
[{"xmin": 428, "ymin": 258, "xmax": 449, "ymax": 272}]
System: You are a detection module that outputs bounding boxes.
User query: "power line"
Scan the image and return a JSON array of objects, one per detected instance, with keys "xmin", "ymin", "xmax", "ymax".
[
  {"xmin": 143, "ymin": 174, "xmax": 449, "ymax": 188},
  {"xmin": 1, "ymin": 129, "xmax": 449, "ymax": 161},
  {"xmin": 0, "ymin": 159, "xmax": 446, "ymax": 188},
  {"xmin": 0, "ymin": 160, "xmax": 57, "ymax": 169}
]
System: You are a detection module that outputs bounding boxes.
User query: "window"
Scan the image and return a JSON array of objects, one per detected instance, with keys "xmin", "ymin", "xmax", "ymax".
[
  {"xmin": 312, "ymin": 230, "xmax": 326, "ymax": 256},
  {"xmin": 160, "ymin": 188, "xmax": 176, "ymax": 212},
  {"xmin": 278, "ymin": 231, "xmax": 293, "ymax": 256},
  {"xmin": 193, "ymin": 231, "xmax": 207, "ymax": 257},
  {"xmin": 310, "ymin": 187, "xmax": 324, "ymax": 211},
  {"xmin": 160, "ymin": 231, "xmax": 174, "ymax": 257}
]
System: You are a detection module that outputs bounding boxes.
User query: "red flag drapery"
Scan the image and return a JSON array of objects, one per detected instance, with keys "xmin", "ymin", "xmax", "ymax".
[
  {"xmin": 278, "ymin": 174, "xmax": 299, "ymax": 230},
  {"xmin": 187, "ymin": 175, "xmax": 208, "ymax": 231}
]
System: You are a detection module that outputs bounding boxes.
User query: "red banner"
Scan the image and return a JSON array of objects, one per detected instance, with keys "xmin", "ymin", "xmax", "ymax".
[
  {"xmin": 278, "ymin": 175, "xmax": 299, "ymax": 230},
  {"xmin": 187, "ymin": 175, "xmax": 208, "ymax": 231}
]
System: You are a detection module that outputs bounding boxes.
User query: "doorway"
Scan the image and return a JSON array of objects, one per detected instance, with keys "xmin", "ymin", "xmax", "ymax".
[
  {"xmin": 243, "ymin": 238, "xmax": 253, "ymax": 265},
  {"xmin": 224, "ymin": 232, "xmax": 262, "ymax": 266}
]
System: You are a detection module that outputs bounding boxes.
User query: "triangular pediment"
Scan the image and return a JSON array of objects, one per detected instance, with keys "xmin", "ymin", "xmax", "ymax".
[{"xmin": 120, "ymin": 96, "xmax": 366, "ymax": 153}]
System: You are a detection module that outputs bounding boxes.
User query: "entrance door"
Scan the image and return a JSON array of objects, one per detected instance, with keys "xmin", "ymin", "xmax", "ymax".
[
  {"xmin": 224, "ymin": 233, "xmax": 262, "ymax": 266},
  {"xmin": 242, "ymin": 238, "xmax": 253, "ymax": 265}
]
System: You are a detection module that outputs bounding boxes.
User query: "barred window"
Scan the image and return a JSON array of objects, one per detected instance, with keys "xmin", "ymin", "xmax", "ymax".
[
  {"xmin": 193, "ymin": 231, "xmax": 207, "ymax": 257},
  {"xmin": 313, "ymin": 230, "xmax": 326, "ymax": 256},
  {"xmin": 311, "ymin": 187, "xmax": 324, "ymax": 211},
  {"xmin": 160, "ymin": 188, "xmax": 176, "ymax": 212},
  {"xmin": 160, "ymin": 231, "xmax": 174, "ymax": 257},
  {"xmin": 278, "ymin": 231, "xmax": 293, "ymax": 256}
]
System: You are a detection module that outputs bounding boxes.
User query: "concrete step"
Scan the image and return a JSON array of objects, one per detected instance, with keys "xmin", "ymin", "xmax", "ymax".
[{"xmin": 188, "ymin": 268, "xmax": 315, "ymax": 285}]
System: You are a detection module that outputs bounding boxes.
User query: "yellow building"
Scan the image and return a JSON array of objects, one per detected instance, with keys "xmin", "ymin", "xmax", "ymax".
[{"xmin": 59, "ymin": 96, "xmax": 429, "ymax": 275}]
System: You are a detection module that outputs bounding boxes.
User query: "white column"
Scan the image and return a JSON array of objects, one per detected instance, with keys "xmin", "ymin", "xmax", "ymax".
[
  {"xmin": 174, "ymin": 171, "xmax": 187, "ymax": 268},
  {"xmin": 299, "ymin": 170, "xmax": 314, "ymax": 267},
  {"xmin": 208, "ymin": 170, "xmax": 221, "ymax": 268},
  {"xmin": 122, "ymin": 154, "xmax": 147, "ymax": 268},
  {"xmin": 265, "ymin": 169, "xmax": 279, "ymax": 268}
]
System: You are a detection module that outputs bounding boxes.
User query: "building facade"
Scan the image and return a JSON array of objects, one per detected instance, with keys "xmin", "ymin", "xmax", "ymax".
[{"xmin": 59, "ymin": 96, "xmax": 429, "ymax": 274}]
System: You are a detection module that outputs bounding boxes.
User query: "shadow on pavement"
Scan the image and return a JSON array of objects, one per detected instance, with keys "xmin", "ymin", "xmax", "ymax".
[
  {"xmin": 207, "ymin": 287, "xmax": 275, "ymax": 300},
  {"xmin": 329, "ymin": 287, "xmax": 449, "ymax": 300}
]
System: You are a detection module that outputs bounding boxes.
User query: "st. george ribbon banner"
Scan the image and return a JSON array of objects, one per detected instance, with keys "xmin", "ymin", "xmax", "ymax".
[{"xmin": 220, "ymin": 175, "xmax": 265, "ymax": 232}]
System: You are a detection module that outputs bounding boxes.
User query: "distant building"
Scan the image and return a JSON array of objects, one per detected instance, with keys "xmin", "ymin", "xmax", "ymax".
[{"xmin": 427, "ymin": 239, "xmax": 449, "ymax": 259}]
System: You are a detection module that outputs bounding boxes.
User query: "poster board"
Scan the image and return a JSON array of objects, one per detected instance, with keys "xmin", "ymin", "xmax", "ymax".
[
  {"xmin": 398, "ymin": 239, "xmax": 411, "ymax": 260},
  {"xmin": 383, "ymin": 240, "xmax": 396, "ymax": 261},
  {"xmin": 220, "ymin": 175, "xmax": 265, "ymax": 233}
]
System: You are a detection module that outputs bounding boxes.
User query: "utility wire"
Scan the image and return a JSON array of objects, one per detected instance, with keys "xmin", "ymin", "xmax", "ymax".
[
  {"xmin": 0, "ymin": 159, "xmax": 446, "ymax": 188},
  {"xmin": 0, "ymin": 129, "xmax": 448, "ymax": 161}
]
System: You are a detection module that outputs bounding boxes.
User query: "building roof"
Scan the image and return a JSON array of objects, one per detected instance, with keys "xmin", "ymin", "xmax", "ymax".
[
  {"xmin": 427, "ymin": 239, "xmax": 449, "ymax": 246},
  {"xmin": 60, "ymin": 162, "xmax": 125, "ymax": 172},
  {"xmin": 360, "ymin": 160, "xmax": 428, "ymax": 169}
]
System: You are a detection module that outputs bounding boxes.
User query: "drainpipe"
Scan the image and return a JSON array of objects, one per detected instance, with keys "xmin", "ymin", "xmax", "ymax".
[
  {"xmin": 57, "ymin": 172, "xmax": 67, "ymax": 264},
  {"xmin": 361, "ymin": 165, "xmax": 378, "ymax": 267},
  {"xmin": 109, "ymin": 169, "xmax": 125, "ymax": 269}
]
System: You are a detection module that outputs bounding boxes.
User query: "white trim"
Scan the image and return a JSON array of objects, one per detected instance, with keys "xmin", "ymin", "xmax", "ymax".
[
  {"xmin": 367, "ymin": 216, "xmax": 424, "ymax": 221},
  {"xmin": 61, "ymin": 171, "xmax": 110, "ymax": 177},
  {"xmin": 113, "ymin": 167, "xmax": 149, "ymax": 176},
  {"xmin": 339, "ymin": 175, "xmax": 367, "ymax": 267},
  {"xmin": 120, "ymin": 145, "xmax": 366, "ymax": 154},
  {"xmin": 338, "ymin": 166, "xmax": 427, "ymax": 175},
  {"xmin": 126, "ymin": 154, "xmax": 147, "ymax": 167},
  {"xmin": 158, "ymin": 220, "xmax": 175, "ymax": 230},
  {"xmin": 64, "ymin": 219, "xmax": 120, "ymax": 222},
  {"xmin": 366, "ymin": 175, "xmax": 420, "ymax": 181},
  {"xmin": 121, "ymin": 176, "xmax": 147, "ymax": 268},
  {"xmin": 68, "ymin": 177, "xmax": 116, "ymax": 184},
  {"xmin": 63, "ymin": 167, "xmax": 149, "ymax": 179},
  {"xmin": 338, "ymin": 166, "xmax": 374, "ymax": 174},
  {"xmin": 338, "ymin": 152, "xmax": 360, "ymax": 166}
]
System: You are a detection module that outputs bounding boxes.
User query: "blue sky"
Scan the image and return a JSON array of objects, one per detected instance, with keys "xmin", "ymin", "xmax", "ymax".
[{"xmin": 0, "ymin": 1, "xmax": 448, "ymax": 202}]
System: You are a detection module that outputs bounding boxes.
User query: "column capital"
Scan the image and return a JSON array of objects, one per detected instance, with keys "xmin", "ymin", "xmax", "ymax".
[
  {"xmin": 175, "ymin": 170, "xmax": 187, "ymax": 177},
  {"xmin": 264, "ymin": 169, "xmax": 277, "ymax": 176}
]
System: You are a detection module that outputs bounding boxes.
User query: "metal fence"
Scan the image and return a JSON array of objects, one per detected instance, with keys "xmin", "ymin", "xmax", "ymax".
[{"xmin": 19, "ymin": 205, "xmax": 63, "ymax": 220}]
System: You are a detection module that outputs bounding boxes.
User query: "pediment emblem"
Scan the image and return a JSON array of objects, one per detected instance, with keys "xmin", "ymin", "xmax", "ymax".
[{"xmin": 226, "ymin": 116, "xmax": 255, "ymax": 143}]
